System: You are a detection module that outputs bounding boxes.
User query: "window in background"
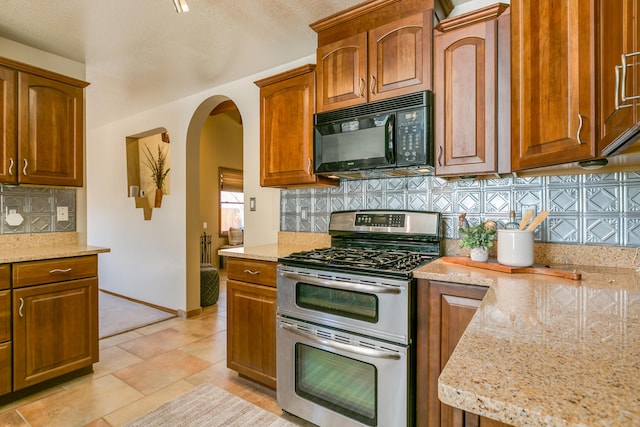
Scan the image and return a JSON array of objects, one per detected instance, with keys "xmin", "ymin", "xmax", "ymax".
[{"xmin": 219, "ymin": 167, "xmax": 244, "ymax": 237}]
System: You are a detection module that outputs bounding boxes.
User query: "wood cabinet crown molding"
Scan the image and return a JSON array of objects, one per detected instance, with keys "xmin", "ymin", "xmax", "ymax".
[
  {"xmin": 254, "ymin": 64, "xmax": 316, "ymax": 88},
  {"xmin": 310, "ymin": 0, "xmax": 435, "ymax": 46},
  {"xmin": 435, "ymin": 3, "xmax": 510, "ymax": 33},
  {"xmin": 0, "ymin": 56, "xmax": 89, "ymax": 88}
]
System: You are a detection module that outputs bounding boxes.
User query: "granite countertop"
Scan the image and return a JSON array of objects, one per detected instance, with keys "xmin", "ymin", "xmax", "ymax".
[
  {"xmin": 0, "ymin": 244, "xmax": 110, "ymax": 263},
  {"xmin": 0, "ymin": 233, "xmax": 110, "ymax": 263},
  {"xmin": 416, "ymin": 259, "xmax": 640, "ymax": 426},
  {"xmin": 217, "ymin": 243, "xmax": 326, "ymax": 262}
]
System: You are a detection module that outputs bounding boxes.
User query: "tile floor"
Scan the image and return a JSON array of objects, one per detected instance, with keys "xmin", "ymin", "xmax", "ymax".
[{"xmin": 0, "ymin": 270, "xmax": 310, "ymax": 427}]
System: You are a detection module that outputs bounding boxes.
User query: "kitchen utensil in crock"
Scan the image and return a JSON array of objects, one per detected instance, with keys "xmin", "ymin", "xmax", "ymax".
[
  {"xmin": 518, "ymin": 209, "xmax": 534, "ymax": 230},
  {"xmin": 526, "ymin": 210, "xmax": 550, "ymax": 231}
]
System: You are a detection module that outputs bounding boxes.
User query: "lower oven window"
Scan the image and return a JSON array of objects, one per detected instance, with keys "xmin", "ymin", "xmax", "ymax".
[
  {"xmin": 295, "ymin": 343, "xmax": 377, "ymax": 426},
  {"xmin": 296, "ymin": 283, "xmax": 378, "ymax": 322}
]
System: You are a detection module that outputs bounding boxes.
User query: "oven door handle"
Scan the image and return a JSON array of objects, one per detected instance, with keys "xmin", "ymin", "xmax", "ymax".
[
  {"xmin": 280, "ymin": 323, "xmax": 401, "ymax": 360},
  {"xmin": 281, "ymin": 272, "xmax": 401, "ymax": 295}
]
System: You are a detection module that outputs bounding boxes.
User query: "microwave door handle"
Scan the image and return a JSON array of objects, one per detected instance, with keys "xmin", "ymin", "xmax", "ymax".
[
  {"xmin": 280, "ymin": 323, "xmax": 401, "ymax": 360},
  {"xmin": 280, "ymin": 272, "xmax": 401, "ymax": 294}
]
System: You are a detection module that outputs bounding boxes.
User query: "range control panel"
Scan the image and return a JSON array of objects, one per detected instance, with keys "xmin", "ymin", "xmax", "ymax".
[{"xmin": 355, "ymin": 213, "xmax": 405, "ymax": 228}]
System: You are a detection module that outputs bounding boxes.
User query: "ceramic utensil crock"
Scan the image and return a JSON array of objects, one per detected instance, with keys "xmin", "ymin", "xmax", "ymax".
[{"xmin": 497, "ymin": 229, "xmax": 534, "ymax": 267}]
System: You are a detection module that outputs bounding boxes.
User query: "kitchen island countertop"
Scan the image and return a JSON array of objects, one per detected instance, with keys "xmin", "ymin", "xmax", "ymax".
[{"xmin": 415, "ymin": 258, "xmax": 640, "ymax": 426}]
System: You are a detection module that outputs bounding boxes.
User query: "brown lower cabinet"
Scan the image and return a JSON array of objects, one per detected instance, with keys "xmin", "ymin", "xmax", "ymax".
[
  {"xmin": 417, "ymin": 280, "xmax": 510, "ymax": 427},
  {"xmin": 13, "ymin": 278, "xmax": 98, "ymax": 390},
  {"xmin": 0, "ymin": 265, "xmax": 11, "ymax": 395},
  {"xmin": 226, "ymin": 258, "xmax": 277, "ymax": 389},
  {"xmin": 1, "ymin": 255, "xmax": 99, "ymax": 397}
]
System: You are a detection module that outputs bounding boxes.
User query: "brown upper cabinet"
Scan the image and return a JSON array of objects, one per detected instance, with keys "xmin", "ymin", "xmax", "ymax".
[
  {"xmin": 434, "ymin": 4, "xmax": 510, "ymax": 177},
  {"xmin": 311, "ymin": 0, "xmax": 434, "ymax": 113},
  {"xmin": 511, "ymin": 0, "xmax": 596, "ymax": 170},
  {"xmin": 0, "ymin": 58, "xmax": 88, "ymax": 187},
  {"xmin": 255, "ymin": 65, "xmax": 338, "ymax": 188},
  {"xmin": 597, "ymin": 0, "xmax": 640, "ymax": 155}
]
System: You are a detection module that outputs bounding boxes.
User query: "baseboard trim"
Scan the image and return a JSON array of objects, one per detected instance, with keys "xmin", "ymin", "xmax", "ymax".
[{"xmin": 99, "ymin": 289, "xmax": 177, "ymax": 316}]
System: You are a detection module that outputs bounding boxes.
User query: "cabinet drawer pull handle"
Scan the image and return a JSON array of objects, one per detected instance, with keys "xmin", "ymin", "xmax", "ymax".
[
  {"xmin": 8, "ymin": 158, "xmax": 14, "ymax": 176},
  {"xmin": 50, "ymin": 268, "xmax": 72, "ymax": 274},
  {"xmin": 307, "ymin": 158, "xmax": 312, "ymax": 175},
  {"xmin": 243, "ymin": 269, "xmax": 260, "ymax": 275},
  {"xmin": 437, "ymin": 146, "xmax": 443, "ymax": 166},
  {"xmin": 615, "ymin": 64, "xmax": 622, "ymax": 110},
  {"xmin": 369, "ymin": 75, "xmax": 377, "ymax": 94},
  {"xmin": 576, "ymin": 114, "xmax": 585, "ymax": 144},
  {"xmin": 359, "ymin": 77, "xmax": 365, "ymax": 97},
  {"xmin": 621, "ymin": 52, "xmax": 640, "ymax": 102},
  {"xmin": 22, "ymin": 159, "xmax": 28, "ymax": 176},
  {"xmin": 19, "ymin": 298, "xmax": 24, "ymax": 318}
]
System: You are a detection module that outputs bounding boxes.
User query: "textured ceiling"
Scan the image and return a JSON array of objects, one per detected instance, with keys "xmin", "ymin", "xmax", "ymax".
[{"xmin": 0, "ymin": 0, "xmax": 365, "ymax": 128}]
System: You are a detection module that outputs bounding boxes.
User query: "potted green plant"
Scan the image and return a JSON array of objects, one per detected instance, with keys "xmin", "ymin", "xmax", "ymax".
[
  {"xmin": 459, "ymin": 220, "xmax": 497, "ymax": 262},
  {"xmin": 142, "ymin": 143, "xmax": 170, "ymax": 208}
]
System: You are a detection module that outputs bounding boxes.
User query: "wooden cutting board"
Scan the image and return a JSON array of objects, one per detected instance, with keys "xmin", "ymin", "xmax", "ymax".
[{"xmin": 441, "ymin": 256, "xmax": 582, "ymax": 280}]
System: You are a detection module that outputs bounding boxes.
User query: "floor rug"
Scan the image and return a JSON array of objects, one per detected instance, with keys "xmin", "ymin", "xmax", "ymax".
[
  {"xmin": 123, "ymin": 382, "xmax": 298, "ymax": 427},
  {"xmin": 99, "ymin": 291, "xmax": 175, "ymax": 339}
]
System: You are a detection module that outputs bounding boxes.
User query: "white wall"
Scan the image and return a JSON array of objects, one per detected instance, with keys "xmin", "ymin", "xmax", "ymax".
[{"xmin": 87, "ymin": 55, "xmax": 314, "ymax": 313}]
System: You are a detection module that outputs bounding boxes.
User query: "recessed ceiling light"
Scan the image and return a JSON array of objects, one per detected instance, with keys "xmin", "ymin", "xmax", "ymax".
[{"xmin": 173, "ymin": 0, "xmax": 189, "ymax": 13}]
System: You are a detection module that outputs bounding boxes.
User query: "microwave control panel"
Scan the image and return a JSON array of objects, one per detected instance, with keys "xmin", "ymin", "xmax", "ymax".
[{"xmin": 396, "ymin": 109, "xmax": 426, "ymax": 166}]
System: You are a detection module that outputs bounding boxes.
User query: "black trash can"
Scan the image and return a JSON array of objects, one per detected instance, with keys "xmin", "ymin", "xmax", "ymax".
[{"xmin": 200, "ymin": 263, "xmax": 220, "ymax": 306}]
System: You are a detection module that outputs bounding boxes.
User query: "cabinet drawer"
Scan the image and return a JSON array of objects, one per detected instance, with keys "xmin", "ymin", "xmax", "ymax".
[
  {"xmin": 227, "ymin": 258, "xmax": 276, "ymax": 287},
  {"xmin": 13, "ymin": 255, "xmax": 97, "ymax": 288},
  {"xmin": 0, "ymin": 290, "xmax": 9, "ymax": 342},
  {"xmin": 0, "ymin": 265, "xmax": 9, "ymax": 290}
]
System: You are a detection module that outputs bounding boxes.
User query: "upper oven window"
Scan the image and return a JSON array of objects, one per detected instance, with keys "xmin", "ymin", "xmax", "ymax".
[{"xmin": 296, "ymin": 282, "xmax": 379, "ymax": 323}]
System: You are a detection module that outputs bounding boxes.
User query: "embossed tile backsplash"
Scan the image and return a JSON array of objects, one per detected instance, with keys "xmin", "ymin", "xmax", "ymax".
[
  {"xmin": 281, "ymin": 172, "xmax": 640, "ymax": 246},
  {"xmin": 0, "ymin": 185, "xmax": 76, "ymax": 234}
]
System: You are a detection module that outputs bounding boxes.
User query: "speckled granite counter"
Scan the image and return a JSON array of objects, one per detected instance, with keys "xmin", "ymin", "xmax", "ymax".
[
  {"xmin": 0, "ymin": 232, "xmax": 110, "ymax": 263},
  {"xmin": 415, "ymin": 259, "xmax": 640, "ymax": 426},
  {"xmin": 217, "ymin": 243, "xmax": 326, "ymax": 262}
]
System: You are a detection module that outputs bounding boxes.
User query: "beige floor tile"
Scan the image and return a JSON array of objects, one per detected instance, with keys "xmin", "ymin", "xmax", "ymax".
[
  {"xmin": 0, "ymin": 410, "xmax": 28, "ymax": 426},
  {"xmin": 179, "ymin": 330, "xmax": 227, "ymax": 363},
  {"xmin": 132, "ymin": 316, "xmax": 185, "ymax": 336},
  {"xmin": 99, "ymin": 330, "xmax": 144, "ymax": 350},
  {"xmin": 92, "ymin": 346, "xmax": 144, "ymax": 379},
  {"xmin": 103, "ymin": 379, "xmax": 197, "ymax": 427},
  {"xmin": 17, "ymin": 375, "xmax": 143, "ymax": 427},
  {"xmin": 116, "ymin": 327, "xmax": 200, "ymax": 360},
  {"xmin": 170, "ymin": 313, "xmax": 226, "ymax": 338},
  {"xmin": 112, "ymin": 348, "xmax": 210, "ymax": 395}
]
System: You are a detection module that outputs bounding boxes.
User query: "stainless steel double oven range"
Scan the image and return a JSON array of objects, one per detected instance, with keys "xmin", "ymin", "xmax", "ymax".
[{"xmin": 276, "ymin": 210, "xmax": 442, "ymax": 427}]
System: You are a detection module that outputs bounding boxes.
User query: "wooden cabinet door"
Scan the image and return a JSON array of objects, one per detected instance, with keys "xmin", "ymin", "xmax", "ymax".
[
  {"xmin": 17, "ymin": 72, "xmax": 84, "ymax": 187},
  {"xmin": 511, "ymin": 0, "xmax": 596, "ymax": 170},
  {"xmin": 0, "ymin": 66, "xmax": 17, "ymax": 184},
  {"xmin": 256, "ymin": 65, "xmax": 337, "ymax": 188},
  {"xmin": 434, "ymin": 16, "xmax": 498, "ymax": 176},
  {"xmin": 0, "ymin": 290, "xmax": 10, "ymax": 343},
  {"xmin": 597, "ymin": 0, "xmax": 638, "ymax": 153},
  {"xmin": 13, "ymin": 278, "xmax": 98, "ymax": 390},
  {"xmin": 226, "ymin": 279, "xmax": 277, "ymax": 389},
  {"xmin": 417, "ymin": 280, "xmax": 501, "ymax": 427},
  {"xmin": 0, "ymin": 341, "xmax": 11, "ymax": 396},
  {"xmin": 368, "ymin": 12, "xmax": 432, "ymax": 103},
  {"xmin": 316, "ymin": 33, "xmax": 368, "ymax": 112}
]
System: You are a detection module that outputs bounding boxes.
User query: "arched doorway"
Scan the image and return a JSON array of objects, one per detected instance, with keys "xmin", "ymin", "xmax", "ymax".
[{"xmin": 185, "ymin": 95, "xmax": 243, "ymax": 314}]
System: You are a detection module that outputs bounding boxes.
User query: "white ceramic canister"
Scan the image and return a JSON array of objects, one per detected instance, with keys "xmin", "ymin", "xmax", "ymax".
[{"xmin": 497, "ymin": 229, "xmax": 534, "ymax": 267}]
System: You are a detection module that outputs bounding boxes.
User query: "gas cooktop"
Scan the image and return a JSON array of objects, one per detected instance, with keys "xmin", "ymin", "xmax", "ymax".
[
  {"xmin": 280, "ymin": 246, "xmax": 435, "ymax": 275},
  {"xmin": 279, "ymin": 210, "xmax": 443, "ymax": 278}
]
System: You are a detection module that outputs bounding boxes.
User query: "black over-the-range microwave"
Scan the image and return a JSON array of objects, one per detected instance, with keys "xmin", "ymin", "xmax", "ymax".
[{"xmin": 313, "ymin": 90, "xmax": 434, "ymax": 177}]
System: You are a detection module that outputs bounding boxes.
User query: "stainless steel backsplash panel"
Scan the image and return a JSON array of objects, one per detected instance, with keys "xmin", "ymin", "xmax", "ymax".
[
  {"xmin": 281, "ymin": 172, "xmax": 640, "ymax": 247},
  {"xmin": 0, "ymin": 185, "xmax": 76, "ymax": 234}
]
